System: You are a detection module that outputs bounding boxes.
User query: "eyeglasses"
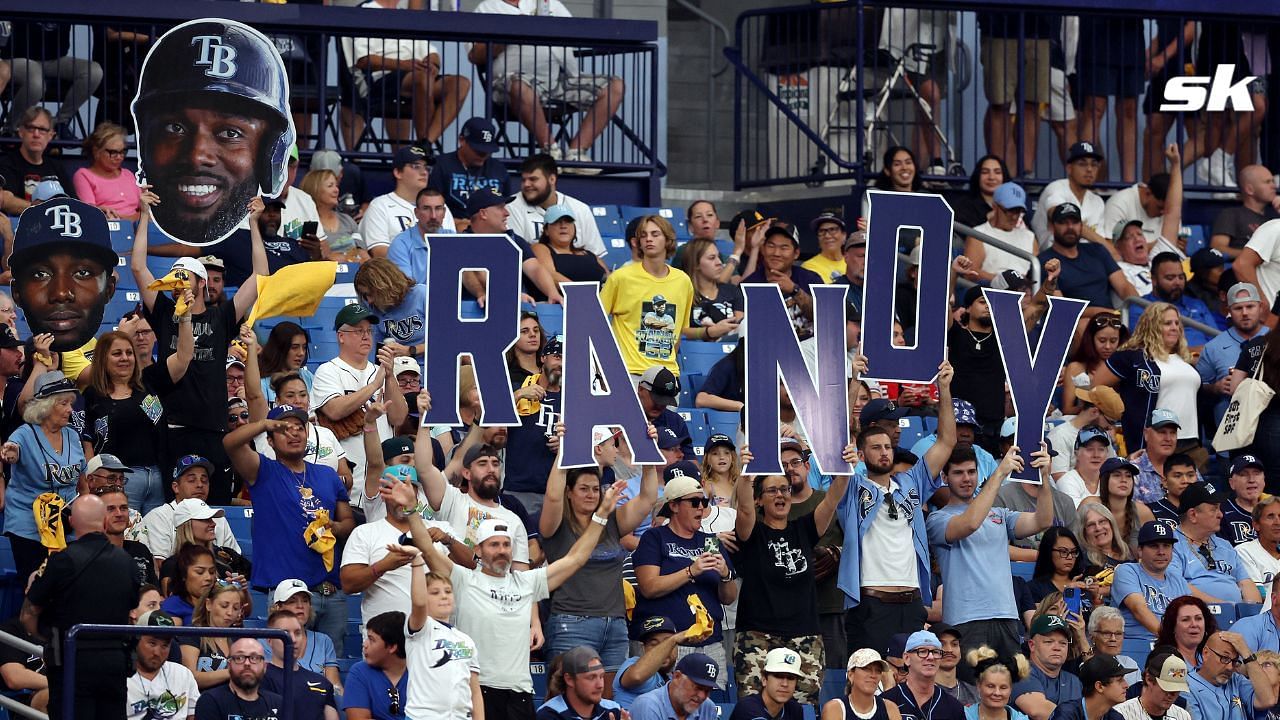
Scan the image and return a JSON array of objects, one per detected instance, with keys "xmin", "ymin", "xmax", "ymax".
[
  {"xmin": 761, "ymin": 486, "xmax": 792, "ymax": 496},
  {"xmin": 1092, "ymin": 314, "xmax": 1123, "ymax": 329},
  {"xmin": 1206, "ymin": 646, "xmax": 1242, "ymax": 667},
  {"xmin": 338, "ymin": 328, "xmax": 373, "ymax": 337},
  {"xmin": 228, "ymin": 412, "xmax": 250, "ymax": 423},
  {"xmin": 228, "ymin": 654, "xmax": 265, "ymax": 665},
  {"xmin": 1094, "ymin": 630, "xmax": 1124, "ymax": 640},
  {"xmin": 816, "ymin": 226, "xmax": 844, "ymax": 236},
  {"xmin": 682, "ymin": 497, "xmax": 710, "ymax": 508},
  {"xmin": 387, "ymin": 687, "xmax": 401, "ymax": 716},
  {"xmin": 22, "ymin": 124, "xmax": 53, "ymax": 135},
  {"xmin": 102, "ymin": 148, "xmax": 126, "ymax": 158},
  {"xmin": 912, "ymin": 649, "xmax": 943, "ymax": 659},
  {"xmin": 1052, "ymin": 547, "xmax": 1080, "ymax": 558},
  {"xmin": 781, "ymin": 458, "xmax": 807, "ymax": 470}
]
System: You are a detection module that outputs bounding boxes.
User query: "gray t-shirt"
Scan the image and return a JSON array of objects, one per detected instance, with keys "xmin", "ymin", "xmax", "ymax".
[
  {"xmin": 542, "ymin": 515, "xmax": 627, "ymax": 618},
  {"xmin": 1212, "ymin": 205, "xmax": 1279, "ymax": 248},
  {"xmin": 994, "ymin": 484, "xmax": 1078, "ymax": 550}
]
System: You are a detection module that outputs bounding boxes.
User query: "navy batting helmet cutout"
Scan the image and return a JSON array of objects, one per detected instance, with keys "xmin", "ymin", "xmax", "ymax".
[{"xmin": 132, "ymin": 18, "xmax": 296, "ymax": 247}]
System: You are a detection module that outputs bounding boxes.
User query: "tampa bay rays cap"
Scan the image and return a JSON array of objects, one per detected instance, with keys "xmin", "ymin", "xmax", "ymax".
[{"xmin": 11, "ymin": 198, "xmax": 116, "ymax": 273}]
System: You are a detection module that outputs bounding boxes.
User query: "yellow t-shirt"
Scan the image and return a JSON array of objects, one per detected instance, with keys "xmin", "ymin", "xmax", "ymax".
[
  {"xmin": 60, "ymin": 338, "xmax": 97, "ymax": 382},
  {"xmin": 600, "ymin": 262, "xmax": 694, "ymax": 376},
  {"xmin": 801, "ymin": 254, "xmax": 847, "ymax": 284}
]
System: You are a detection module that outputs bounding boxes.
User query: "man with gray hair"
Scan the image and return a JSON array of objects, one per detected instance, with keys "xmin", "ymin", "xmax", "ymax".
[{"xmin": 1086, "ymin": 606, "xmax": 1140, "ymax": 685}]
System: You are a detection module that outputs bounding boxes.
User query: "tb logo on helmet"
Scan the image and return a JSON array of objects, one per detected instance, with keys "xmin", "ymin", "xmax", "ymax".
[
  {"xmin": 191, "ymin": 35, "xmax": 238, "ymax": 79},
  {"xmin": 45, "ymin": 205, "xmax": 82, "ymax": 238}
]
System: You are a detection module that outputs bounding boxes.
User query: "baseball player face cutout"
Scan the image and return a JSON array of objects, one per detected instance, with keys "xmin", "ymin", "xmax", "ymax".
[{"xmin": 132, "ymin": 19, "xmax": 295, "ymax": 247}]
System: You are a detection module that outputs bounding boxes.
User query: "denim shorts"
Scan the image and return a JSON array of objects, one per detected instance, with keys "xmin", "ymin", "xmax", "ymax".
[{"xmin": 547, "ymin": 614, "xmax": 630, "ymax": 671}]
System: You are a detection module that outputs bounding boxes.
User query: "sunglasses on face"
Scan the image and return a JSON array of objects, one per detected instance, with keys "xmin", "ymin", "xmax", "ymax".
[
  {"xmin": 682, "ymin": 497, "xmax": 710, "ymax": 508},
  {"xmin": 387, "ymin": 688, "xmax": 401, "ymax": 716},
  {"xmin": 228, "ymin": 412, "xmax": 250, "ymax": 423}
]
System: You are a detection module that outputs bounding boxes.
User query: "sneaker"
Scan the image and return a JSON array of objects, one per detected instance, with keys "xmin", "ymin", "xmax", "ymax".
[
  {"xmin": 544, "ymin": 145, "xmax": 564, "ymax": 161},
  {"xmin": 560, "ymin": 148, "xmax": 602, "ymax": 176}
]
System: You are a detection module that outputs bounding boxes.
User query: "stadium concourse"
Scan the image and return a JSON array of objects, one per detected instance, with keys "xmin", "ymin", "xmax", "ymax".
[{"xmin": 2, "ymin": 3, "xmax": 1280, "ymax": 720}]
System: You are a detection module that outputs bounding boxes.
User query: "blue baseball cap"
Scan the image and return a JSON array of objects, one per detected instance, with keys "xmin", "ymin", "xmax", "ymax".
[
  {"xmin": 663, "ymin": 459, "xmax": 701, "ymax": 484},
  {"xmin": 1000, "ymin": 417, "xmax": 1017, "ymax": 438},
  {"xmin": 674, "ymin": 653, "xmax": 720, "ymax": 688},
  {"xmin": 1137, "ymin": 520, "xmax": 1176, "ymax": 546},
  {"xmin": 543, "ymin": 204, "xmax": 576, "ymax": 226},
  {"xmin": 392, "ymin": 145, "xmax": 428, "ymax": 169},
  {"xmin": 860, "ymin": 398, "xmax": 907, "ymax": 427},
  {"xmin": 33, "ymin": 178, "xmax": 68, "ymax": 202},
  {"xmin": 1230, "ymin": 454, "xmax": 1265, "ymax": 475},
  {"xmin": 904, "ymin": 630, "xmax": 942, "ymax": 653},
  {"xmin": 992, "ymin": 182, "xmax": 1027, "ymax": 211},
  {"xmin": 268, "ymin": 404, "xmax": 308, "ymax": 423},
  {"xmin": 952, "ymin": 398, "xmax": 979, "ymax": 428},
  {"xmin": 1100, "ymin": 456, "xmax": 1139, "ymax": 478},
  {"xmin": 465, "ymin": 187, "xmax": 509, "ymax": 217},
  {"xmin": 460, "ymin": 117, "xmax": 499, "ymax": 154},
  {"xmin": 657, "ymin": 427, "xmax": 683, "ymax": 450},
  {"xmin": 1148, "ymin": 408, "xmax": 1181, "ymax": 430},
  {"xmin": 11, "ymin": 197, "xmax": 117, "ymax": 274},
  {"xmin": 1075, "ymin": 426, "xmax": 1111, "ymax": 449},
  {"xmin": 172, "ymin": 454, "xmax": 214, "ymax": 481}
]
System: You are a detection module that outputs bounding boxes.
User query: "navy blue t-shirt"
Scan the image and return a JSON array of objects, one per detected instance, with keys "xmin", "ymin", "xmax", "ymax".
[
  {"xmin": 630, "ymin": 525, "xmax": 733, "ymax": 644},
  {"xmin": 504, "ymin": 388, "xmax": 561, "ymax": 494},
  {"xmin": 1103, "ymin": 349, "xmax": 1161, "ymax": 452},
  {"xmin": 881, "ymin": 683, "xmax": 966, "ymax": 720},
  {"xmin": 249, "ymin": 455, "xmax": 350, "ymax": 588},
  {"xmin": 653, "ymin": 408, "xmax": 694, "ymax": 460},
  {"xmin": 262, "ymin": 664, "xmax": 336, "ymax": 720},
  {"xmin": 699, "ymin": 353, "xmax": 744, "ymax": 405},
  {"xmin": 1040, "ymin": 243, "xmax": 1121, "ymax": 308},
  {"xmin": 426, "ymin": 152, "xmax": 510, "ymax": 216},
  {"xmin": 728, "ymin": 694, "xmax": 805, "ymax": 720},
  {"xmin": 1219, "ymin": 499, "xmax": 1257, "ymax": 546}
]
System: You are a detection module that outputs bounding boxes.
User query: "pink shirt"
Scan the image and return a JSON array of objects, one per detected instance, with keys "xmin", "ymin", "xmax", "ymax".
[{"xmin": 72, "ymin": 168, "xmax": 140, "ymax": 217}]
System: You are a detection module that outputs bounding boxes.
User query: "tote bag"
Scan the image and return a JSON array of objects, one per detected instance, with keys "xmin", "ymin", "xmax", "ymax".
[{"xmin": 1214, "ymin": 360, "xmax": 1275, "ymax": 450}]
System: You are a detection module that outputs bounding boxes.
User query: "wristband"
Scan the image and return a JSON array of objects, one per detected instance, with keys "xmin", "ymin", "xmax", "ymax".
[
  {"xmin": 363, "ymin": 425, "xmax": 379, "ymax": 433},
  {"xmin": 685, "ymin": 566, "xmax": 694, "ymax": 581},
  {"xmin": 410, "ymin": 501, "xmax": 428, "ymax": 516},
  {"xmin": 410, "ymin": 561, "xmax": 425, "ymax": 568},
  {"xmin": 590, "ymin": 514, "xmax": 608, "ymax": 527}
]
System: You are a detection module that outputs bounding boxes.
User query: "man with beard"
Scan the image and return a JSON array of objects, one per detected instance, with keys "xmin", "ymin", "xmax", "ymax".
[
  {"xmin": 1185, "ymin": 631, "xmax": 1276, "ymax": 720},
  {"xmin": 10, "ymin": 197, "xmax": 118, "ymax": 352},
  {"xmin": 506, "ymin": 154, "xmax": 606, "ymax": 258},
  {"xmin": 537, "ymin": 646, "xmax": 624, "ymax": 720},
  {"xmin": 462, "ymin": 187, "xmax": 564, "ymax": 305},
  {"xmin": 194, "ymin": 638, "xmax": 282, "ymax": 720},
  {"xmin": 128, "ymin": 610, "xmax": 200, "ymax": 720},
  {"xmin": 838, "ymin": 362, "xmax": 957, "ymax": 657},
  {"xmin": 1199, "ymin": 283, "xmax": 1268, "ymax": 423},
  {"xmin": 927, "ymin": 446, "xmax": 1053, "ymax": 662},
  {"xmin": 1128, "ymin": 252, "xmax": 1215, "ymax": 347},
  {"xmin": 223, "ymin": 405, "xmax": 356, "ymax": 649},
  {"xmin": 387, "ymin": 189, "xmax": 449, "ymax": 284},
  {"xmin": 1030, "ymin": 142, "xmax": 1111, "ymax": 251},
  {"xmin": 1038, "ymin": 203, "xmax": 1137, "ymax": 312},
  {"xmin": 505, "ymin": 337, "xmax": 563, "ymax": 516},
  {"xmin": 387, "ymin": 475, "xmax": 623, "ymax": 720},
  {"xmin": 132, "ymin": 20, "xmax": 294, "ymax": 246},
  {"xmin": 947, "ymin": 286, "xmax": 1007, "ymax": 444},
  {"xmin": 629, "ymin": 654, "xmax": 720, "ymax": 720}
]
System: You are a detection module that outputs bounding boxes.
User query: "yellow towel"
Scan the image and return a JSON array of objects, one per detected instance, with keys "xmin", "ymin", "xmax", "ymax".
[
  {"xmin": 303, "ymin": 509, "xmax": 336, "ymax": 571},
  {"xmin": 623, "ymin": 580, "xmax": 636, "ymax": 621},
  {"xmin": 147, "ymin": 268, "xmax": 194, "ymax": 317},
  {"xmin": 686, "ymin": 593, "xmax": 714, "ymax": 638},
  {"xmin": 247, "ymin": 262, "xmax": 338, "ymax": 326},
  {"xmin": 34, "ymin": 493, "xmax": 66, "ymax": 550}
]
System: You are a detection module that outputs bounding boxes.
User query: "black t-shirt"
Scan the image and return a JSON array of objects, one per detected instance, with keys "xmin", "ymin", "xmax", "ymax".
[
  {"xmin": 80, "ymin": 381, "xmax": 167, "ymax": 467},
  {"xmin": 947, "ymin": 324, "xmax": 1006, "ymax": 425},
  {"xmin": 143, "ymin": 292, "xmax": 240, "ymax": 431},
  {"xmin": 1212, "ymin": 205, "xmax": 1280, "ymax": 249},
  {"xmin": 195, "ymin": 686, "xmax": 282, "ymax": 720},
  {"xmin": 427, "ymin": 152, "xmax": 510, "ymax": 216},
  {"xmin": 1235, "ymin": 335, "xmax": 1268, "ymax": 376},
  {"xmin": 503, "ymin": 387, "xmax": 560, "ymax": 494},
  {"xmin": 699, "ymin": 353, "xmax": 744, "ymax": 404},
  {"xmin": 0, "ymin": 150, "xmax": 75, "ymax": 205},
  {"xmin": 221, "ymin": 232, "xmax": 311, "ymax": 287},
  {"xmin": 729, "ymin": 694, "xmax": 806, "ymax": 720},
  {"xmin": 731, "ymin": 513, "xmax": 821, "ymax": 636},
  {"xmin": 124, "ymin": 539, "xmax": 159, "ymax": 586},
  {"xmin": 0, "ymin": 618, "xmax": 43, "ymax": 690},
  {"xmin": 26, "ymin": 533, "xmax": 138, "ymax": 652},
  {"xmin": 691, "ymin": 283, "xmax": 743, "ymax": 328}
]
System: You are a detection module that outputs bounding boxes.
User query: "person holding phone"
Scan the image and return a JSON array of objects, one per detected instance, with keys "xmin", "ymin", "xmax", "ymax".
[{"xmin": 681, "ymin": 237, "xmax": 744, "ymax": 343}]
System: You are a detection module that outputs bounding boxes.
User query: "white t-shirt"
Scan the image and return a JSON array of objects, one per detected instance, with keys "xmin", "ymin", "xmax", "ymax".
[
  {"xmin": 860, "ymin": 479, "xmax": 919, "ymax": 588},
  {"xmin": 128, "ymin": 662, "xmax": 201, "ymax": 720},
  {"xmin": 255, "ymin": 422, "xmax": 346, "ymax": 472},
  {"xmin": 1102, "ymin": 184, "xmax": 1163, "ymax": 246},
  {"xmin": 1031, "ymin": 178, "xmax": 1106, "ymax": 249},
  {"xmin": 1048, "ymin": 420, "xmax": 1117, "ymax": 476},
  {"xmin": 1056, "ymin": 469, "xmax": 1099, "ymax": 508},
  {"xmin": 341, "ymin": 518, "xmax": 458, "ymax": 627},
  {"xmin": 311, "ymin": 357, "xmax": 393, "ymax": 509},
  {"xmin": 472, "ymin": 0, "xmax": 576, "ymax": 82},
  {"xmin": 359, "ymin": 192, "xmax": 456, "ymax": 251},
  {"xmin": 280, "ymin": 186, "xmax": 325, "ymax": 240},
  {"xmin": 348, "ymin": 1, "xmax": 441, "ymax": 81},
  {"xmin": 973, "ymin": 221, "xmax": 1036, "ymax": 276},
  {"xmin": 505, "ymin": 191, "xmax": 606, "ymax": 258},
  {"xmin": 1114, "ymin": 697, "xmax": 1192, "ymax": 720},
  {"xmin": 449, "ymin": 564, "xmax": 548, "ymax": 692},
  {"xmin": 1117, "ymin": 261, "xmax": 1153, "ymax": 299},
  {"xmin": 1244, "ymin": 219, "xmax": 1280, "ymax": 303},
  {"xmin": 136, "ymin": 502, "xmax": 241, "ymax": 559},
  {"xmin": 1236, "ymin": 539, "xmax": 1280, "ymax": 585},
  {"xmin": 1154, "ymin": 356, "xmax": 1200, "ymax": 440},
  {"xmin": 405, "ymin": 615, "xmax": 479, "ymax": 720},
  {"xmin": 435, "ymin": 483, "xmax": 530, "ymax": 564}
]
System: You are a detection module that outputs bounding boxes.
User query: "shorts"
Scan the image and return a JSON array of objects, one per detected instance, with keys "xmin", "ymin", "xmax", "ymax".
[
  {"xmin": 1009, "ymin": 67, "xmax": 1074, "ymax": 121},
  {"xmin": 493, "ymin": 71, "xmax": 615, "ymax": 107},
  {"xmin": 733, "ymin": 630, "xmax": 824, "ymax": 704},
  {"xmin": 905, "ymin": 48, "xmax": 949, "ymax": 95},
  {"xmin": 981, "ymin": 38, "xmax": 1052, "ymax": 106},
  {"xmin": 363, "ymin": 69, "xmax": 414, "ymax": 117},
  {"xmin": 1077, "ymin": 58, "xmax": 1144, "ymax": 98}
]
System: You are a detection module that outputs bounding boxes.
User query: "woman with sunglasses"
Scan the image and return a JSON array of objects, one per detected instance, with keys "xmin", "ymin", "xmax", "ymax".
[
  {"xmin": 1028, "ymin": 527, "xmax": 1093, "ymax": 608},
  {"xmin": 1061, "ymin": 313, "xmax": 1128, "ymax": 416},
  {"xmin": 1092, "ymin": 302, "xmax": 1200, "ymax": 460},
  {"xmin": 181, "ymin": 580, "xmax": 245, "ymax": 689},
  {"xmin": 72, "ymin": 122, "xmax": 141, "ymax": 221}
]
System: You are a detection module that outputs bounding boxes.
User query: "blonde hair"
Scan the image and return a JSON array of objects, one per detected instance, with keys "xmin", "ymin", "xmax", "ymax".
[
  {"xmin": 1074, "ymin": 502, "xmax": 1131, "ymax": 566},
  {"xmin": 1120, "ymin": 302, "xmax": 1191, "ymax": 362},
  {"xmin": 967, "ymin": 645, "xmax": 1030, "ymax": 683},
  {"xmin": 632, "ymin": 215, "xmax": 678, "ymax": 259},
  {"xmin": 301, "ymin": 169, "xmax": 339, "ymax": 207},
  {"xmin": 84, "ymin": 122, "xmax": 126, "ymax": 156},
  {"xmin": 354, "ymin": 258, "xmax": 414, "ymax": 312}
]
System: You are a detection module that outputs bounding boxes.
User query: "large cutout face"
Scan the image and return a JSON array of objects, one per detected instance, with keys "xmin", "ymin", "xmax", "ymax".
[{"xmin": 131, "ymin": 18, "xmax": 295, "ymax": 247}]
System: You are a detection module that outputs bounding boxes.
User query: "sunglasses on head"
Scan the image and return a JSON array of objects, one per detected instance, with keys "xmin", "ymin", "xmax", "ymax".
[
  {"xmin": 1092, "ymin": 314, "xmax": 1123, "ymax": 329},
  {"xmin": 387, "ymin": 688, "xmax": 401, "ymax": 716}
]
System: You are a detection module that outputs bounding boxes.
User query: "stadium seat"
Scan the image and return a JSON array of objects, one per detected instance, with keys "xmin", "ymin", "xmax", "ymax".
[
  {"xmin": 1183, "ymin": 225, "xmax": 1207, "ymax": 256},
  {"xmin": 108, "ymin": 220, "xmax": 135, "ymax": 254},
  {"xmin": 603, "ymin": 236, "xmax": 633, "ymax": 270},
  {"xmin": 591, "ymin": 205, "xmax": 622, "ymax": 239},
  {"xmin": 678, "ymin": 341, "xmax": 733, "ymax": 379},
  {"xmin": 898, "ymin": 416, "xmax": 928, "ymax": 449},
  {"xmin": 619, "ymin": 206, "xmax": 690, "ymax": 240},
  {"xmin": 349, "ymin": 595, "xmax": 363, "ymax": 622},
  {"xmin": 819, "ymin": 668, "xmax": 846, "ymax": 705},
  {"xmin": 534, "ymin": 303, "xmax": 563, "ymax": 337},
  {"xmin": 1011, "ymin": 562, "xmax": 1035, "ymax": 581},
  {"xmin": 531, "ymin": 662, "xmax": 548, "ymax": 700},
  {"xmin": 220, "ymin": 506, "xmax": 253, "ymax": 541},
  {"xmin": 1238, "ymin": 603, "xmax": 1264, "ymax": 619},
  {"xmin": 706, "ymin": 411, "xmax": 739, "ymax": 439},
  {"xmin": 922, "ymin": 416, "xmax": 938, "ymax": 434},
  {"xmin": 334, "ymin": 262, "xmax": 358, "ymax": 283},
  {"xmin": 1205, "ymin": 603, "xmax": 1236, "ymax": 627},
  {"xmin": 679, "ymin": 372, "xmax": 703, "ymax": 407},
  {"xmin": 249, "ymin": 589, "xmax": 270, "ymax": 619},
  {"xmin": 676, "ymin": 408, "xmax": 709, "ymax": 450}
]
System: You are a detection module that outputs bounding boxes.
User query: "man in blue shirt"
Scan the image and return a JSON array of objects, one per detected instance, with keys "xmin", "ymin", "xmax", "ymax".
[
  {"xmin": 343, "ymin": 611, "xmax": 408, "ymax": 720},
  {"xmin": 1169, "ymin": 482, "xmax": 1262, "ymax": 604},
  {"xmin": 1128, "ymin": 252, "xmax": 1217, "ymax": 347},
  {"xmin": 1232, "ymin": 574, "xmax": 1280, "ymax": 653},
  {"xmin": 537, "ymin": 646, "xmax": 624, "ymax": 720},
  {"xmin": 1110, "ymin": 521, "xmax": 1189, "ymax": 643},
  {"xmin": 1013, "ymin": 615, "xmax": 1083, "ymax": 720},
  {"xmin": 427, "ymin": 117, "xmax": 509, "ymax": 218},
  {"xmin": 613, "ymin": 617, "xmax": 690, "ymax": 709},
  {"xmin": 1038, "ymin": 203, "xmax": 1138, "ymax": 310},
  {"xmin": 629, "ymin": 653, "xmax": 719, "ymax": 720},
  {"xmin": 927, "ymin": 444, "xmax": 1053, "ymax": 661},
  {"xmin": 1197, "ymin": 282, "xmax": 1268, "ymax": 422},
  {"xmin": 1220, "ymin": 455, "xmax": 1265, "ymax": 546},
  {"xmin": 261, "ymin": 610, "xmax": 338, "ymax": 720},
  {"xmin": 1186, "ymin": 630, "xmax": 1276, "ymax": 720},
  {"xmin": 387, "ymin": 188, "xmax": 450, "ymax": 285}
]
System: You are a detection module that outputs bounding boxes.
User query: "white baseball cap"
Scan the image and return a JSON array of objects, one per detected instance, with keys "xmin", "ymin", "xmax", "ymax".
[
  {"xmin": 476, "ymin": 518, "xmax": 513, "ymax": 545},
  {"xmin": 272, "ymin": 578, "xmax": 312, "ymax": 605},
  {"xmin": 847, "ymin": 648, "xmax": 887, "ymax": 671},
  {"xmin": 170, "ymin": 257, "xmax": 209, "ymax": 281},
  {"xmin": 592, "ymin": 426, "xmax": 622, "ymax": 447},
  {"xmin": 393, "ymin": 356, "xmax": 421, "ymax": 377},
  {"xmin": 172, "ymin": 498, "xmax": 223, "ymax": 527},
  {"xmin": 763, "ymin": 647, "xmax": 804, "ymax": 676}
]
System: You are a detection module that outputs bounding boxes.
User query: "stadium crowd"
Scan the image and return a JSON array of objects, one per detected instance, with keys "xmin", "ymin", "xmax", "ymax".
[{"xmin": 0, "ymin": 4, "xmax": 1279, "ymax": 720}]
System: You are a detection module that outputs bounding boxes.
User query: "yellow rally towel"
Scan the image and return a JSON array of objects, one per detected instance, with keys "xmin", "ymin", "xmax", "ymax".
[
  {"xmin": 515, "ymin": 374, "xmax": 543, "ymax": 416},
  {"xmin": 686, "ymin": 593, "xmax": 714, "ymax": 638},
  {"xmin": 147, "ymin": 268, "xmax": 194, "ymax": 317},
  {"xmin": 34, "ymin": 493, "xmax": 67, "ymax": 550},
  {"xmin": 247, "ymin": 262, "xmax": 339, "ymax": 327},
  {"xmin": 622, "ymin": 580, "xmax": 636, "ymax": 621},
  {"xmin": 304, "ymin": 509, "xmax": 336, "ymax": 571}
]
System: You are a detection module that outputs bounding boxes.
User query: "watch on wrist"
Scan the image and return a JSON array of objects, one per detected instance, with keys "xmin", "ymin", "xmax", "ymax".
[{"xmin": 1244, "ymin": 654, "xmax": 1258, "ymax": 664}]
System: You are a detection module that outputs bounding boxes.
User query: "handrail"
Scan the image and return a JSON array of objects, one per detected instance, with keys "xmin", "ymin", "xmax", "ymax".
[
  {"xmin": 64, "ymin": 625, "xmax": 293, "ymax": 720},
  {"xmin": 671, "ymin": 0, "xmax": 731, "ymax": 77},
  {"xmin": 1121, "ymin": 296, "xmax": 1221, "ymax": 338},
  {"xmin": 0, "ymin": 629, "xmax": 42, "ymax": 659},
  {"xmin": 0, "ymin": 694, "xmax": 46, "ymax": 720},
  {"xmin": 953, "ymin": 221, "xmax": 1042, "ymax": 291}
]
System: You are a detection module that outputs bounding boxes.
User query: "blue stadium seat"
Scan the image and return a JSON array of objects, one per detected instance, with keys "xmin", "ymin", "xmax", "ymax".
[
  {"xmin": 715, "ymin": 239, "xmax": 735, "ymax": 258},
  {"xmin": 1205, "ymin": 603, "xmax": 1236, "ymax": 627},
  {"xmin": 531, "ymin": 662, "xmax": 548, "ymax": 700},
  {"xmin": 146, "ymin": 256, "xmax": 174, "ymax": 279},
  {"xmin": 679, "ymin": 372, "xmax": 703, "ymax": 407},
  {"xmin": 898, "ymin": 416, "xmax": 928, "ymax": 449},
  {"xmin": 676, "ymin": 408, "xmax": 709, "ymax": 450},
  {"xmin": 819, "ymin": 668, "xmax": 846, "ymax": 705},
  {"xmin": 591, "ymin": 205, "xmax": 622, "ymax": 238},
  {"xmin": 238, "ymin": 539, "xmax": 253, "ymax": 561},
  {"xmin": 922, "ymin": 416, "xmax": 938, "ymax": 434},
  {"xmin": 534, "ymin": 303, "xmax": 563, "ymax": 337},
  {"xmin": 705, "ymin": 411, "xmax": 739, "ymax": 439},
  {"xmin": 242, "ymin": 617, "xmax": 266, "ymax": 629},
  {"xmin": 109, "ymin": 220, "xmax": 135, "ymax": 254},
  {"xmin": 334, "ymin": 262, "xmax": 358, "ymax": 283},
  {"xmin": 1011, "ymin": 562, "xmax": 1035, "ymax": 581},
  {"xmin": 1183, "ymin": 225, "xmax": 1207, "ymax": 256},
  {"xmin": 678, "ymin": 341, "xmax": 733, "ymax": 379},
  {"xmin": 219, "ymin": 506, "xmax": 253, "ymax": 541},
  {"xmin": 603, "ymin": 236, "xmax": 633, "ymax": 270},
  {"xmin": 114, "ymin": 257, "xmax": 139, "ymax": 290},
  {"xmin": 460, "ymin": 300, "xmax": 484, "ymax": 319},
  {"xmin": 249, "ymin": 590, "xmax": 269, "ymax": 619},
  {"xmin": 1238, "ymin": 603, "xmax": 1264, "ymax": 619},
  {"xmin": 619, "ymin": 206, "xmax": 690, "ymax": 240},
  {"xmin": 349, "ymin": 595, "xmax": 363, "ymax": 622}
]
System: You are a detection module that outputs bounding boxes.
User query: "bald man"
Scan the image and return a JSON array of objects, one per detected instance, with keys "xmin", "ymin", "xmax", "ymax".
[
  {"xmin": 26, "ymin": 492, "xmax": 141, "ymax": 720},
  {"xmin": 1211, "ymin": 164, "xmax": 1279, "ymax": 260}
]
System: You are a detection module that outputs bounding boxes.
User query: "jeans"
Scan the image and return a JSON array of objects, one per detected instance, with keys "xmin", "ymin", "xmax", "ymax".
[
  {"xmin": 124, "ymin": 466, "xmax": 165, "ymax": 515},
  {"xmin": 310, "ymin": 589, "xmax": 348, "ymax": 658},
  {"xmin": 546, "ymin": 614, "xmax": 629, "ymax": 671}
]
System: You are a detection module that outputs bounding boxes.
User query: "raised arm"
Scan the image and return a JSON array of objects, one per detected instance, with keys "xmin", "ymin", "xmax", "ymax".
[
  {"xmin": 944, "ymin": 447, "xmax": 1021, "ymax": 542},
  {"xmin": 379, "ymin": 347, "xmax": 408, "ymax": 429},
  {"xmin": 814, "ymin": 443, "xmax": 857, "ymax": 535},
  {"xmin": 734, "ymin": 458, "xmax": 757, "ymax": 543},
  {"xmin": 545, "ymin": 483, "xmax": 620, "ymax": 591},
  {"xmin": 1159, "ymin": 144, "xmax": 1184, "ymax": 248},
  {"xmin": 412, "ymin": 392, "xmax": 448, "ymax": 511},
  {"xmin": 922, "ymin": 361, "xmax": 956, "ymax": 476},
  {"xmin": 539, "ymin": 462, "xmax": 568, "ymax": 539},
  {"xmin": 616, "ymin": 451, "xmax": 660, "ymax": 535},
  {"xmin": 362, "ymin": 401, "xmax": 389, "ymax": 502},
  {"xmin": 132, "ymin": 188, "xmax": 160, "ymax": 310},
  {"xmin": 222, "ymin": 418, "xmax": 284, "ymax": 486},
  {"xmin": 1013, "ymin": 444, "xmax": 1056, "ymax": 538},
  {"xmin": 242, "ymin": 325, "xmax": 269, "ymax": 422},
  {"xmin": 163, "ymin": 290, "xmax": 196, "ymax": 384},
  {"xmin": 231, "ymin": 197, "xmax": 268, "ymax": 322}
]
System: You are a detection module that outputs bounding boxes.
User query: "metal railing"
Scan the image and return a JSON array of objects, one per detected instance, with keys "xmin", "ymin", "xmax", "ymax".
[
  {"xmin": 0, "ymin": 1, "xmax": 661, "ymax": 176},
  {"xmin": 954, "ymin": 219, "xmax": 1042, "ymax": 289},
  {"xmin": 1122, "ymin": 295, "xmax": 1222, "ymax": 337},
  {"xmin": 729, "ymin": 0, "xmax": 1279, "ymax": 191}
]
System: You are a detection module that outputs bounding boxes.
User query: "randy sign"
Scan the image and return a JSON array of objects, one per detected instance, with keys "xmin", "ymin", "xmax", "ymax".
[{"xmin": 421, "ymin": 191, "xmax": 1086, "ymax": 484}]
